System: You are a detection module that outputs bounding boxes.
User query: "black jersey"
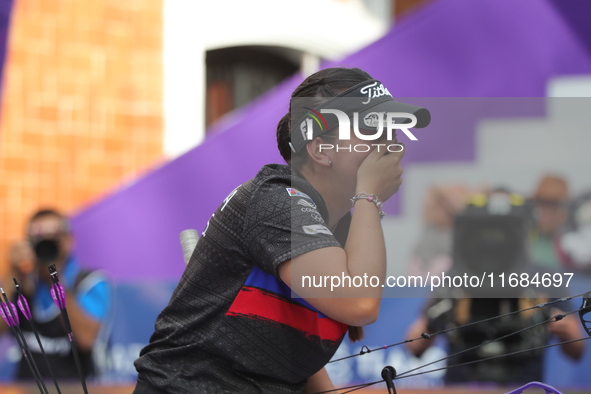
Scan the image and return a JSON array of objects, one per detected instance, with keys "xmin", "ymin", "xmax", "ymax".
[{"xmin": 134, "ymin": 164, "xmax": 350, "ymax": 393}]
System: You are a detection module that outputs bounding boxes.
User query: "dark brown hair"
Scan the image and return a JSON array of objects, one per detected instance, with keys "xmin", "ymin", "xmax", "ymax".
[
  {"xmin": 27, "ymin": 208, "xmax": 71, "ymax": 236},
  {"xmin": 276, "ymin": 67, "xmax": 373, "ymax": 170}
]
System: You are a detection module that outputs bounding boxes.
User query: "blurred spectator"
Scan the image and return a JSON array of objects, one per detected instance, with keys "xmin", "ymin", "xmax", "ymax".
[
  {"xmin": 405, "ymin": 189, "xmax": 584, "ymax": 385},
  {"xmin": 561, "ymin": 191, "xmax": 591, "ymax": 272},
  {"xmin": 7, "ymin": 240, "xmax": 36, "ymax": 294},
  {"xmin": 529, "ymin": 175, "xmax": 570, "ymax": 270},
  {"xmin": 8, "ymin": 240, "xmax": 34, "ymax": 275},
  {"xmin": 409, "ymin": 184, "xmax": 471, "ymax": 277},
  {"xmin": 1, "ymin": 209, "xmax": 112, "ymax": 380}
]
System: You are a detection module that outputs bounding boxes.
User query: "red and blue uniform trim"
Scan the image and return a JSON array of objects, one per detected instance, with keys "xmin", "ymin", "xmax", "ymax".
[{"xmin": 227, "ymin": 266, "xmax": 348, "ymax": 342}]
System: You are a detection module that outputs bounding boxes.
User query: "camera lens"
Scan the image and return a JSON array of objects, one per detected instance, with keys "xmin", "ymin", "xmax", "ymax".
[{"xmin": 32, "ymin": 239, "xmax": 60, "ymax": 264}]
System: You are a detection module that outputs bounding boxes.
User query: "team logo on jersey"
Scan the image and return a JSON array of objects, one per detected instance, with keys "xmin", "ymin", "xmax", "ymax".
[
  {"xmin": 311, "ymin": 213, "xmax": 325, "ymax": 223},
  {"xmin": 297, "ymin": 199, "xmax": 317, "ymax": 209},
  {"xmin": 302, "ymin": 224, "xmax": 332, "ymax": 235},
  {"xmin": 286, "ymin": 188, "xmax": 312, "ymax": 200}
]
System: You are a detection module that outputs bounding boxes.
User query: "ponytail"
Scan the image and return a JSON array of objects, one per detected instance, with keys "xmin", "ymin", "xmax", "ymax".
[{"xmin": 348, "ymin": 326, "xmax": 364, "ymax": 342}]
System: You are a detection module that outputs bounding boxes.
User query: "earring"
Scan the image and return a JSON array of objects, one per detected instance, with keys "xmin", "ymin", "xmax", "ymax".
[{"xmin": 328, "ymin": 160, "xmax": 332, "ymax": 166}]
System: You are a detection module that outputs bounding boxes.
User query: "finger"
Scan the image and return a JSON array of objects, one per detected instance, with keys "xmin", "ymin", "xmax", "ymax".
[
  {"xmin": 367, "ymin": 143, "xmax": 389, "ymax": 159},
  {"xmin": 388, "ymin": 142, "xmax": 405, "ymax": 158},
  {"xmin": 380, "ymin": 145, "xmax": 405, "ymax": 165},
  {"xmin": 358, "ymin": 145, "xmax": 387, "ymax": 169}
]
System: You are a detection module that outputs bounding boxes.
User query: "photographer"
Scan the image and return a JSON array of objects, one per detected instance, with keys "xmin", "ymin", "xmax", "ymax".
[
  {"xmin": 1, "ymin": 209, "xmax": 112, "ymax": 379},
  {"xmin": 405, "ymin": 191, "xmax": 584, "ymax": 385},
  {"xmin": 529, "ymin": 175, "xmax": 570, "ymax": 270},
  {"xmin": 561, "ymin": 191, "xmax": 591, "ymax": 273}
]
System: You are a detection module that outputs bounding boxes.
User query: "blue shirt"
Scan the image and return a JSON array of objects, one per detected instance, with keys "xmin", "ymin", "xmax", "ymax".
[{"xmin": 33, "ymin": 256, "xmax": 111, "ymax": 323}]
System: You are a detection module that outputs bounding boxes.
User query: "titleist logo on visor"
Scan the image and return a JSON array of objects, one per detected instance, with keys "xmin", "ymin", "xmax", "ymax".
[
  {"xmin": 288, "ymin": 79, "xmax": 431, "ymax": 154},
  {"xmin": 359, "ymin": 82, "xmax": 392, "ymax": 104}
]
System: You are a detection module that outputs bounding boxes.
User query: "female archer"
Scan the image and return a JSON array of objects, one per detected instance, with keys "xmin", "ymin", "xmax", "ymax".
[{"xmin": 133, "ymin": 67, "xmax": 429, "ymax": 393}]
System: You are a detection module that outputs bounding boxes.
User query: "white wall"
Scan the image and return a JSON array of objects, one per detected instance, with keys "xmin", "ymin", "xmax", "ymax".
[{"xmin": 162, "ymin": 0, "xmax": 389, "ymax": 158}]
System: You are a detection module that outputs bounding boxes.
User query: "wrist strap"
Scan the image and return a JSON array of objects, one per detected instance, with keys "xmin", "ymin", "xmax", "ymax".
[{"xmin": 350, "ymin": 192, "xmax": 385, "ymax": 220}]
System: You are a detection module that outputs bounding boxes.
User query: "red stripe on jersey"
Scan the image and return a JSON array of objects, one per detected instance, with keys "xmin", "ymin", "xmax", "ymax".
[{"xmin": 226, "ymin": 286, "xmax": 348, "ymax": 342}]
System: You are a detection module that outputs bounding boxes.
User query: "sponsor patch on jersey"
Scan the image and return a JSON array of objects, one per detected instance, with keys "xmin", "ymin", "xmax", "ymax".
[
  {"xmin": 300, "ymin": 208, "xmax": 316, "ymax": 213},
  {"xmin": 286, "ymin": 188, "xmax": 312, "ymax": 200},
  {"xmin": 302, "ymin": 224, "xmax": 332, "ymax": 235}
]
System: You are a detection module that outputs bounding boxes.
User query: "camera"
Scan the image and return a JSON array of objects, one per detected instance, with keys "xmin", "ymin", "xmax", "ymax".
[
  {"xmin": 30, "ymin": 238, "xmax": 60, "ymax": 265},
  {"xmin": 451, "ymin": 191, "xmax": 531, "ymax": 296}
]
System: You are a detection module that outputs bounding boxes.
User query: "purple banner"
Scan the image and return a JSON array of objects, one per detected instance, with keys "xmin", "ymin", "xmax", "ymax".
[
  {"xmin": 72, "ymin": 0, "xmax": 591, "ymax": 281},
  {"xmin": 0, "ymin": 0, "xmax": 14, "ymax": 106}
]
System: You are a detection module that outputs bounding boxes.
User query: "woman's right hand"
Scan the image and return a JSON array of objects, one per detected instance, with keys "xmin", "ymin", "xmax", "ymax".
[{"xmin": 356, "ymin": 144, "xmax": 405, "ymax": 202}]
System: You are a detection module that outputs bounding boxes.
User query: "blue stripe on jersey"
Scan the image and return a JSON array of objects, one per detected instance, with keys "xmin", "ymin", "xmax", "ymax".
[{"xmin": 243, "ymin": 266, "xmax": 330, "ymax": 318}]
